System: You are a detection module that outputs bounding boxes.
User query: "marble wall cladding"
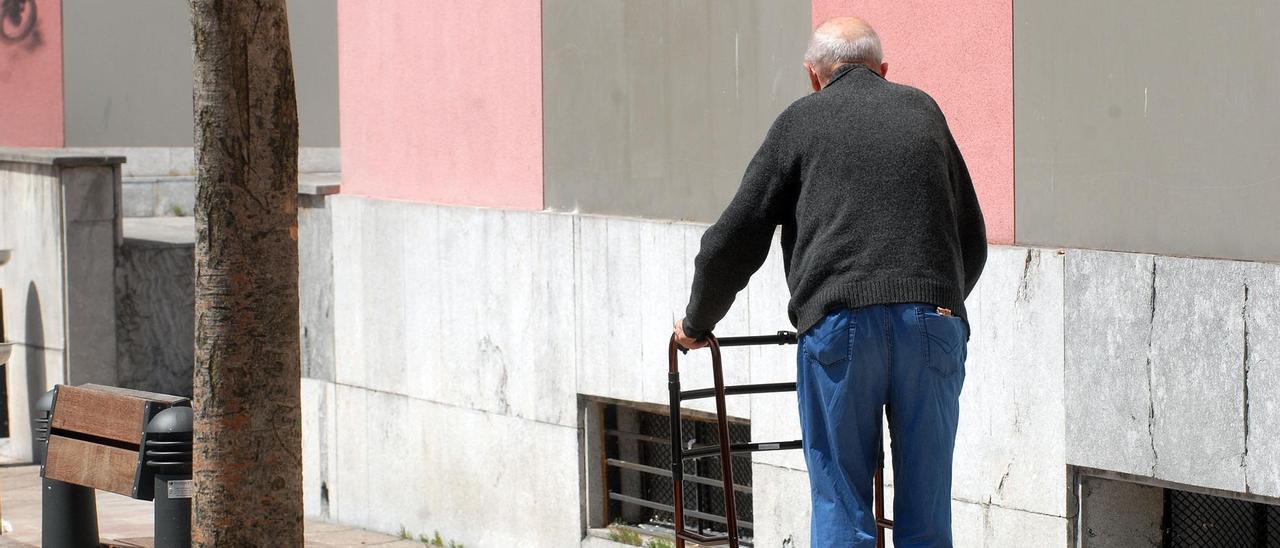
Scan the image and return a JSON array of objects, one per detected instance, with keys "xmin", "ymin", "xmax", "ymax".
[
  {"xmin": 1147, "ymin": 257, "xmax": 1247, "ymax": 492},
  {"xmin": 60, "ymin": 165, "xmax": 120, "ymax": 387},
  {"xmin": 750, "ymin": 463, "xmax": 812, "ymax": 548},
  {"xmin": 952, "ymin": 500, "xmax": 988, "ymax": 548},
  {"xmin": 1066, "ymin": 250, "xmax": 1280, "ymax": 497},
  {"xmin": 332, "ymin": 197, "xmax": 579, "ymax": 427},
  {"xmin": 953, "ymin": 247, "xmax": 1068, "ymax": 518},
  {"xmin": 115, "ymin": 237, "xmax": 194, "ymax": 396},
  {"xmin": 319, "ymin": 195, "xmax": 1280, "ymax": 545},
  {"xmin": 1065, "ymin": 251, "xmax": 1159, "ymax": 477},
  {"xmin": 301, "ymin": 377, "xmax": 336, "ymax": 520},
  {"xmin": 0, "ymin": 162, "xmax": 68, "ymax": 351},
  {"xmin": 299, "ymin": 195, "xmax": 335, "ymax": 381},
  {"xmin": 1, "ymin": 162, "xmax": 68, "ymax": 464},
  {"xmin": 1242, "ymin": 263, "xmax": 1280, "ymax": 497},
  {"xmin": 0, "ymin": 344, "xmax": 63, "ymax": 462},
  {"xmin": 0, "ymin": 158, "xmax": 121, "ymax": 461},
  {"xmin": 985, "ymin": 506, "xmax": 1070, "ymax": 547},
  {"xmin": 332, "ymin": 384, "xmax": 581, "ymax": 547},
  {"xmin": 747, "ymin": 239, "xmax": 807, "ymax": 472}
]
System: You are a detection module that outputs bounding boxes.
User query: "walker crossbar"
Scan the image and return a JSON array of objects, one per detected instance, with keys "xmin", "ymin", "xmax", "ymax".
[
  {"xmin": 666, "ymin": 331, "xmax": 893, "ymax": 548},
  {"xmin": 680, "ymin": 440, "xmax": 804, "ymax": 459},
  {"xmin": 679, "ymin": 382, "xmax": 796, "ymax": 401}
]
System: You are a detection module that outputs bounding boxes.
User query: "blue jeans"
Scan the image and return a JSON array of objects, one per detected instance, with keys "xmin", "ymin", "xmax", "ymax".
[{"xmin": 797, "ymin": 304, "xmax": 967, "ymax": 547}]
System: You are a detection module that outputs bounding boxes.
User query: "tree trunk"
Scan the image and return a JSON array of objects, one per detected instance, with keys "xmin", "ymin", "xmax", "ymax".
[{"xmin": 189, "ymin": 0, "xmax": 302, "ymax": 544}]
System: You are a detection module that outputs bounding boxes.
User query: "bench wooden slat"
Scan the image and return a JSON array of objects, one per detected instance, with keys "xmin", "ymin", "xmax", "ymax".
[
  {"xmin": 50, "ymin": 384, "xmax": 151, "ymax": 444},
  {"xmin": 76, "ymin": 383, "xmax": 188, "ymax": 404},
  {"xmin": 44, "ymin": 434, "xmax": 140, "ymax": 496}
]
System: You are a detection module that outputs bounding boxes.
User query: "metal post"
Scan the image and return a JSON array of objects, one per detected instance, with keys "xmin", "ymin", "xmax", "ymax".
[
  {"xmin": 36, "ymin": 388, "xmax": 100, "ymax": 548},
  {"xmin": 146, "ymin": 406, "xmax": 193, "ymax": 548},
  {"xmin": 705, "ymin": 337, "xmax": 740, "ymax": 548},
  {"xmin": 668, "ymin": 336, "xmax": 686, "ymax": 548},
  {"xmin": 41, "ymin": 479, "xmax": 100, "ymax": 547}
]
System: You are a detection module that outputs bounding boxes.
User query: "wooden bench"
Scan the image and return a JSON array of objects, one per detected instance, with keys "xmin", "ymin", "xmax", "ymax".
[
  {"xmin": 42, "ymin": 383, "xmax": 190, "ymax": 499},
  {"xmin": 39, "ymin": 383, "xmax": 193, "ymax": 547}
]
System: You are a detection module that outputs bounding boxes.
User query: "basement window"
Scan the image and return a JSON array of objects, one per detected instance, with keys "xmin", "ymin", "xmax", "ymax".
[
  {"xmin": 1164, "ymin": 488, "xmax": 1280, "ymax": 547},
  {"xmin": 582, "ymin": 399, "xmax": 754, "ymax": 545}
]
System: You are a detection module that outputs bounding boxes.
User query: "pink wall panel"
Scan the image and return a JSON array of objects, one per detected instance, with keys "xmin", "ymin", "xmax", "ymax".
[
  {"xmin": 0, "ymin": 0, "xmax": 64, "ymax": 147},
  {"xmin": 337, "ymin": 0, "xmax": 542, "ymax": 208},
  {"xmin": 812, "ymin": 1, "xmax": 1014, "ymax": 244}
]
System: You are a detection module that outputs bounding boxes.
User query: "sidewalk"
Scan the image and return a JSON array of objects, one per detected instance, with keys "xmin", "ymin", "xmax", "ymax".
[{"xmin": 0, "ymin": 464, "xmax": 415, "ymax": 547}]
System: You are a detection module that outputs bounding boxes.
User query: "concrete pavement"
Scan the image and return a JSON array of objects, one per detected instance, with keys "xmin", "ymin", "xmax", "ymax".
[{"xmin": 0, "ymin": 464, "xmax": 417, "ymax": 547}]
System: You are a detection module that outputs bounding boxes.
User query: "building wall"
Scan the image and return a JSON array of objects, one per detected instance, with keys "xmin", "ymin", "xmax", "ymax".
[
  {"xmin": 0, "ymin": 0, "xmax": 63, "ymax": 147},
  {"xmin": 0, "ymin": 151, "xmax": 123, "ymax": 461},
  {"xmin": 336, "ymin": 0, "xmax": 542, "ymax": 209},
  {"xmin": 310, "ymin": 1, "xmax": 1280, "ymax": 546},
  {"xmin": 61, "ymin": 0, "xmax": 338, "ymax": 147},
  {"xmin": 305, "ymin": 197, "xmax": 1280, "ymax": 545},
  {"xmin": 541, "ymin": 0, "xmax": 812, "ymax": 222},
  {"xmin": 812, "ymin": 0, "xmax": 1015, "ymax": 245},
  {"xmin": 1015, "ymin": 0, "xmax": 1280, "ymax": 261}
]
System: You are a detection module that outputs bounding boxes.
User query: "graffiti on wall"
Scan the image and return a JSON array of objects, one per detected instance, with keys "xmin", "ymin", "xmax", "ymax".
[{"xmin": 1, "ymin": 0, "xmax": 38, "ymax": 47}]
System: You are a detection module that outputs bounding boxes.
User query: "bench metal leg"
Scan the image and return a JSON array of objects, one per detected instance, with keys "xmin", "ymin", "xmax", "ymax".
[
  {"xmin": 41, "ymin": 477, "xmax": 99, "ymax": 548},
  {"xmin": 154, "ymin": 473, "xmax": 192, "ymax": 548}
]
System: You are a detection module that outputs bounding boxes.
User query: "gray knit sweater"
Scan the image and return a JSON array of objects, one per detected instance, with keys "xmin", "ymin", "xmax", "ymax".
[{"xmin": 683, "ymin": 63, "xmax": 987, "ymax": 337}]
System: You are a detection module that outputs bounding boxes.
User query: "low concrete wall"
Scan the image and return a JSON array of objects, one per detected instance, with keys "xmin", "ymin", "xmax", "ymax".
[
  {"xmin": 307, "ymin": 196, "xmax": 1062, "ymax": 545},
  {"xmin": 65, "ymin": 146, "xmax": 340, "ymax": 179},
  {"xmin": 0, "ymin": 149, "xmax": 123, "ymax": 461},
  {"xmin": 115, "ymin": 217, "xmax": 194, "ymax": 396},
  {"xmin": 299, "ymin": 190, "xmax": 337, "ymax": 382},
  {"xmin": 307, "ymin": 195, "xmax": 1280, "ymax": 546},
  {"xmin": 1066, "ymin": 251, "xmax": 1280, "ymax": 498},
  {"xmin": 112, "ymin": 178, "xmax": 340, "ymax": 397}
]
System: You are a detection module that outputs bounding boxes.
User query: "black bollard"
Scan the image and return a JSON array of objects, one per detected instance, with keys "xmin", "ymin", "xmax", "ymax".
[
  {"xmin": 36, "ymin": 388, "xmax": 99, "ymax": 548},
  {"xmin": 145, "ymin": 406, "xmax": 193, "ymax": 548}
]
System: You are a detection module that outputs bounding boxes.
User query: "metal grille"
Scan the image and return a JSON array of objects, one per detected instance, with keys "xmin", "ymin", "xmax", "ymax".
[
  {"xmin": 1269, "ymin": 504, "xmax": 1280, "ymax": 544},
  {"xmin": 604, "ymin": 404, "xmax": 753, "ymax": 545},
  {"xmin": 1164, "ymin": 489, "xmax": 1280, "ymax": 547}
]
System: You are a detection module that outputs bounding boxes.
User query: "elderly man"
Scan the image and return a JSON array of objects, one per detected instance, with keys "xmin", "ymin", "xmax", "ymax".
[{"xmin": 674, "ymin": 17, "xmax": 986, "ymax": 547}]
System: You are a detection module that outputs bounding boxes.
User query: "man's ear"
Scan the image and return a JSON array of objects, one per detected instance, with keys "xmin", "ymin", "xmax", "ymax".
[
  {"xmin": 806, "ymin": 63, "xmax": 822, "ymax": 92},
  {"xmin": 879, "ymin": 62, "xmax": 889, "ymax": 78}
]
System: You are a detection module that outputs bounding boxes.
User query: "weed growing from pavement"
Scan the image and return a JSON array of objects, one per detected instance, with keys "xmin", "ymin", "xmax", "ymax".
[{"xmin": 608, "ymin": 523, "xmax": 644, "ymax": 546}]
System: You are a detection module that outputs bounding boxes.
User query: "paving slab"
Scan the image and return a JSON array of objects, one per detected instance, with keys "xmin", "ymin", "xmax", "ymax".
[{"xmin": 0, "ymin": 464, "xmax": 406, "ymax": 546}]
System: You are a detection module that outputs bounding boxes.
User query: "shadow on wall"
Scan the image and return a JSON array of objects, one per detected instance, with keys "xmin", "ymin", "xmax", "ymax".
[
  {"xmin": 0, "ymin": 0, "xmax": 42, "ymax": 51},
  {"xmin": 24, "ymin": 281, "xmax": 44, "ymax": 458}
]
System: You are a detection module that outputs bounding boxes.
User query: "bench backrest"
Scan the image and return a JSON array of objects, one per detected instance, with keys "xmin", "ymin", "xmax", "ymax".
[{"xmin": 42, "ymin": 384, "xmax": 189, "ymax": 498}]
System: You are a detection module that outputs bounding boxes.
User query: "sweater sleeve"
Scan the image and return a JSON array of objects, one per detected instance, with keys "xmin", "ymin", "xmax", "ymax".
[
  {"xmin": 947, "ymin": 129, "xmax": 987, "ymax": 298},
  {"xmin": 682, "ymin": 116, "xmax": 796, "ymax": 339}
]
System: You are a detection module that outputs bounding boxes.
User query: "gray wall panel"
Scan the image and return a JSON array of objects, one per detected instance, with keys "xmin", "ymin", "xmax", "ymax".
[
  {"xmin": 63, "ymin": 0, "xmax": 338, "ymax": 147},
  {"xmin": 543, "ymin": 0, "xmax": 811, "ymax": 222},
  {"xmin": 1015, "ymin": 1, "xmax": 1280, "ymax": 261}
]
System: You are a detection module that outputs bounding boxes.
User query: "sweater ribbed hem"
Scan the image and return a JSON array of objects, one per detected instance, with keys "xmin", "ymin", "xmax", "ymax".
[{"xmin": 795, "ymin": 278, "xmax": 967, "ymax": 335}]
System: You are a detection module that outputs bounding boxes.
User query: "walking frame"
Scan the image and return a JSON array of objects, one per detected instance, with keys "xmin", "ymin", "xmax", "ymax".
[{"xmin": 667, "ymin": 332, "xmax": 893, "ymax": 548}]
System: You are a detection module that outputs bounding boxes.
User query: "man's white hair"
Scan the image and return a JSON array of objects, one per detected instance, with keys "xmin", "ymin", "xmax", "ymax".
[{"xmin": 803, "ymin": 24, "xmax": 883, "ymax": 74}]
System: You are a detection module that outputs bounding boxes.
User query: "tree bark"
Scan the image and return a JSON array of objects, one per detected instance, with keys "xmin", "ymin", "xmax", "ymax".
[{"xmin": 190, "ymin": 0, "xmax": 302, "ymax": 544}]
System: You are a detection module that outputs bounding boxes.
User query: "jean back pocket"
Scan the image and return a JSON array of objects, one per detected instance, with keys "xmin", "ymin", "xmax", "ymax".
[
  {"xmin": 920, "ymin": 308, "xmax": 967, "ymax": 376},
  {"xmin": 802, "ymin": 309, "xmax": 854, "ymax": 367}
]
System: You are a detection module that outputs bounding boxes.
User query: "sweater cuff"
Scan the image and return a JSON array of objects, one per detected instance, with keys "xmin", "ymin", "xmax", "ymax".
[{"xmin": 681, "ymin": 318, "xmax": 713, "ymax": 340}]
